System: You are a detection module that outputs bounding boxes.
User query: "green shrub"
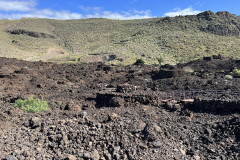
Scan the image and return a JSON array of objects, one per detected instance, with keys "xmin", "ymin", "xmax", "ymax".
[
  {"xmin": 224, "ymin": 75, "xmax": 233, "ymax": 80},
  {"xmin": 183, "ymin": 67, "xmax": 194, "ymax": 74},
  {"xmin": 220, "ymin": 70, "xmax": 225, "ymax": 73},
  {"xmin": 134, "ymin": 58, "xmax": 145, "ymax": 65},
  {"xmin": 189, "ymin": 69, "xmax": 195, "ymax": 74},
  {"xmin": 75, "ymin": 57, "xmax": 81, "ymax": 62},
  {"xmin": 157, "ymin": 56, "xmax": 164, "ymax": 65},
  {"xmin": 13, "ymin": 96, "xmax": 49, "ymax": 113},
  {"xmin": 233, "ymin": 68, "xmax": 240, "ymax": 75}
]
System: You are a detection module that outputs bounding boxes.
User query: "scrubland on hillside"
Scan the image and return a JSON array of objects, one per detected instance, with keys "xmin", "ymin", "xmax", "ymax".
[{"xmin": 0, "ymin": 11, "xmax": 240, "ymax": 64}]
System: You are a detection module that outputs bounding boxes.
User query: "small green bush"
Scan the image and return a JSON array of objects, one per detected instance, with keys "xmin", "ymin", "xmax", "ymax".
[
  {"xmin": 220, "ymin": 70, "xmax": 225, "ymax": 73},
  {"xmin": 233, "ymin": 68, "xmax": 240, "ymax": 75},
  {"xmin": 75, "ymin": 57, "xmax": 81, "ymax": 62},
  {"xmin": 134, "ymin": 58, "xmax": 145, "ymax": 65},
  {"xmin": 189, "ymin": 69, "xmax": 195, "ymax": 74},
  {"xmin": 14, "ymin": 97, "xmax": 49, "ymax": 113},
  {"xmin": 224, "ymin": 75, "xmax": 233, "ymax": 80},
  {"xmin": 183, "ymin": 67, "xmax": 194, "ymax": 74},
  {"xmin": 157, "ymin": 56, "xmax": 164, "ymax": 65}
]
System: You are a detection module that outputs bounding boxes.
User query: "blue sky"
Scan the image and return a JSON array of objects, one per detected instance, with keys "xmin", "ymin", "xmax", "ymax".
[{"xmin": 0, "ymin": 0, "xmax": 239, "ymax": 19}]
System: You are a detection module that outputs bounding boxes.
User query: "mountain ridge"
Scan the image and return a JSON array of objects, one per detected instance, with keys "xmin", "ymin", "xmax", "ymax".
[{"xmin": 0, "ymin": 10, "xmax": 240, "ymax": 64}]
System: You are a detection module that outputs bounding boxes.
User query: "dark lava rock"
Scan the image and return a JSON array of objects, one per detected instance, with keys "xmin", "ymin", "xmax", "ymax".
[
  {"xmin": 29, "ymin": 117, "xmax": 41, "ymax": 129},
  {"xmin": 109, "ymin": 97, "xmax": 125, "ymax": 107},
  {"xmin": 164, "ymin": 101, "xmax": 182, "ymax": 112},
  {"xmin": 143, "ymin": 122, "xmax": 163, "ymax": 142},
  {"xmin": 129, "ymin": 120, "xmax": 146, "ymax": 133}
]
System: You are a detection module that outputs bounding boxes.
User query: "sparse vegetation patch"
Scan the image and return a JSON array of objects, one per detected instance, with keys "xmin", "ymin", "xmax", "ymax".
[
  {"xmin": 13, "ymin": 96, "xmax": 49, "ymax": 113},
  {"xmin": 134, "ymin": 58, "xmax": 145, "ymax": 65},
  {"xmin": 233, "ymin": 68, "xmax": 240, "ymax": 75},
  {"xmin": 1, "ymin": 11, "xmax": 240, "ymax": 64},
  {"xmin": 224, "ymin": 75, "xmax": 233, "ymax": 80},
  {"xmin": 157, "ymin": 56, "xmax": 164, "ymax": 65}
]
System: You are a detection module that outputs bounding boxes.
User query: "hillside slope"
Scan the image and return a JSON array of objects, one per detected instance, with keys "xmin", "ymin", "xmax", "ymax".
[{"xmin": 1, "ymin": 11, "xmax": 240, "ymax": 64}]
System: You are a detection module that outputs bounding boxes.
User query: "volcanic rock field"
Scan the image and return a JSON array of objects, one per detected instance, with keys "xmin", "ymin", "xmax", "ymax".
[{"xmin": 0, "ymin": 56, "xmax": 239, "ymax": 160}]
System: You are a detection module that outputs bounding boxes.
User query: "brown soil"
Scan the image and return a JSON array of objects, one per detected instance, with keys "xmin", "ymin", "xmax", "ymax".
[{"xmin": 0, "ymin": 56, "xmax": 239, "ymax": 160}]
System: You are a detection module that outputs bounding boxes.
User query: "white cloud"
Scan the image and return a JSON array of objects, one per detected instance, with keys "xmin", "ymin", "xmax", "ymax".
[
  {"xmin": 0, "ymin": 8, "xmax": 150, "ymax": 20},
  {"xmin": 81, "ymin": 7, "xmax": 152, "ymax": 19},
  {"xmin": 0, "ymin": 1, "xmax": 152, "ymax": 20},
  {"xmin": 164, "ymin": 7, "xmax": 202, "ymax": 17},
  {"xmin": 0, "ymin": 0, "xmax": 36, "ymax": 12},
  {"xmin": 86, "ymin": 10, "xmax": 151, "ymax": 19},
  {"xmin": 0, "ymin": 9, "xmax": 83, "ymax": 19}
]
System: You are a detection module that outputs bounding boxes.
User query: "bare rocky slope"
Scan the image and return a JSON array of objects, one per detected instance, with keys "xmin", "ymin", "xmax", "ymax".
[{"xmin": 0, "ymin": 56, "xmax": 239, "ymax": 159}]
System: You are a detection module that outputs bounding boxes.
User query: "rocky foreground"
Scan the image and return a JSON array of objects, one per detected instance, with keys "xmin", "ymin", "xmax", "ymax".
[{"xmin": 0, "ymin": 57, "xmax": 239, "ymax": 159}]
